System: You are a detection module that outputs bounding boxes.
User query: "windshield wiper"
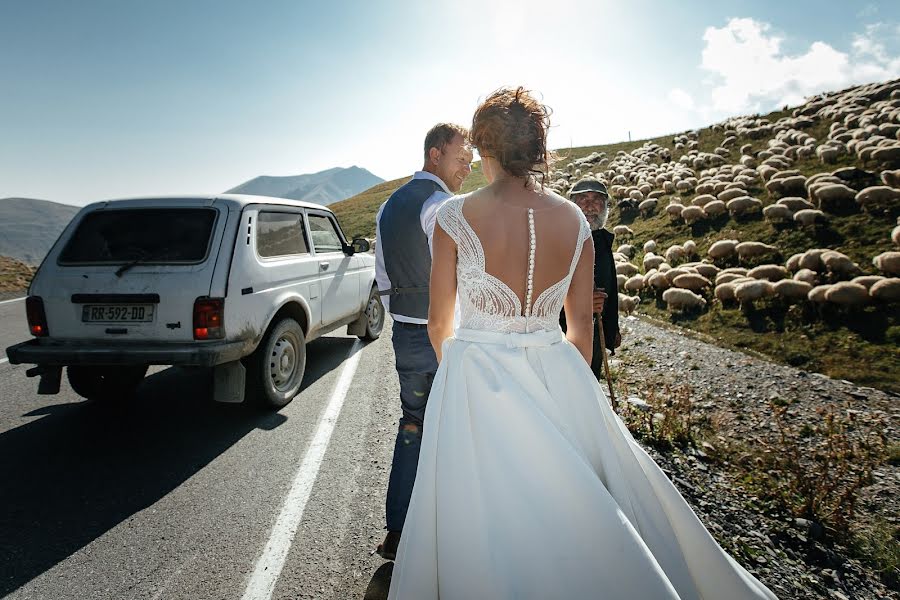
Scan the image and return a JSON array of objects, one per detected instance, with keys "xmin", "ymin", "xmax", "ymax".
[{"xmin": 114, "ymin": 248, "xmax": 169, "ymax": 277}]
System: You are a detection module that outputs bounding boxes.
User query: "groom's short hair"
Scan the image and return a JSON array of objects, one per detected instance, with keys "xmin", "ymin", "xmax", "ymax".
[{"xmin": 424, "ymin": 123, "xmax": 469, "ymax": 161}]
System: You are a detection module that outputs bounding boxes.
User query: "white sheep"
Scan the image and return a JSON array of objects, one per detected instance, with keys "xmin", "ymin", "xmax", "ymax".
[
  {"xmin": 793, "ymin": 269, "xmax": 819, "ymax": 285},
  {"xmin": 662, "ymin": 288, "xmax": 707, "ymax": 311},
  {"xmin": 682, "ymin": 240, "xmax": 697, "ymax": 256},
  {"xmin": 773, "ymin": 279, "xmax": 813, "ymax": 301},
  {"xmin": 734, "ymin": 279, "xmax": 775, "ymax": 305},
  {"xmin": 708, "ymin": 239, "xmax": 738, "ymax": 260},
  {"xmin": 643, "ymin": 240, "xmax": 657, "ymax": 253},
  {"xmin": 643, "ymin": 253, "xmax": 665, "ymax": 271},
  {"xmin": 717, "ymin": 188, "xmax": 746, "ymax": 202},
  {"xmin": 616, "ymin": 274, "xmax": 627, "ymax": 290},
  {"xmin": 726, "ymin": 196, "xmax": 763, "ymax": 217},
  {"xmin": 855, "ymin": 186, "xmax": 900, "ymax": 211},
  {"xmin": 798, "ymin": 249, "xmax": 827, "ymax": 272},
  {"xmin": 870, "ymin": 278, "xmax": 900, "ymax": 302},
  {"xmin": 672, "ymin": 273, "xmax": 712, "ymax": 291},
  {"xmin": 666, "ymin": 203, "xmax": 685, "ymax": 220},
  {"xmin": 793, "ymin": 209, "xmax": 828, "ymax": 226},
  {"xmin": 893, "ymin": 224, "xmax": 900, "ymax": 246},
  {"xmin": 735, "ymin": 241, "xmax": 778, "ymax": 260},
  {"xmin": 824, "ymin": 282, "xmax": 870, "ymax": 306},
  {"xmin": 624, "ymin": 275, "xmax": 645, "ymax": 292},
  {"xmin": 807, "ymin": 284, "xmax": 833, "ymax": 304},
  {"xmin": 777, "ymin": 197, "xmax": 815, "ymax": 211},
  {"xmin": 703, "ymin": 200, "xmax": 727, "ymax": 216},
  {"xmin": 815, "ymin": 183, "xmax": 857, "ymax": 212},
  {"xmin": 613, "ymin": 225, "xmax": 634, "ymax": 238},
  {"xmin": 763, "ymin": 204, "xmax": 794, "ymax": 222},
  {"xmin": 647, "ymin": 272, "xmax": 671, "ymax": 290},
  {"xmin": 748, "ymin": 264, "xmax": 789, "ymax": 281},
  {"xmin": 680, "ymin": 205, "xmax": 706, "ymax": 224},
  {"xmin": 616, "ymin": 262, "xmax": 640, "ymax": 277},
  {"xmin": 786, "ymin": 253, "xmax": 803, "ymax": 272},
  {"xmin": 618, "ymin": 295, "xmax": 642, "ymax": 315},
  {"xmin": 617, "ymin": 244, "xmax": 636, "ymax": 257},
  {"xmin": 714, "ymin": 282, "xmax": 738, "ymax": 302},
  {"xmin": 692, "ymin": 194, "xmax": 717, "ymax": 207},
  {"xmin": 821, "ymin": 250, "xmax": 861, "ymax": 277},
  {"xmin": 715, "ymin": 272, "xmax": 745, "ymax": 285},
  {"xmin": 665, "ymin": 245, "xmax": 687, "ymax": 264},
  {"xmin": 873, "ymin": 251, "xmax": 900, "ymax": 275},
  {"xmin": 851, "ymin": 275, "xmax": 886, "ymax": 289},
  {"xmin": 694, "ymin": 263, "xmax": 719, "ymax": 279},
  {"xmin": 639, "ymin": 199, "xmax": 658, "ymax": 216}
]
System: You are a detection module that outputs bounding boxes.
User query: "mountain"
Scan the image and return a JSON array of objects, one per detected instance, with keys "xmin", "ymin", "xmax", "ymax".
[
  {"xmin": 0, "ymin": 198, "xmax": 81, "ymax": 266},
  {"xmin": 226, "ymin": 166, "xmax": 384, "ymax": 206}
]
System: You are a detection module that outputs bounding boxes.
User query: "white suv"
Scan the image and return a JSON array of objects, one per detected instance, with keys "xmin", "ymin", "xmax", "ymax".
[{"xmin": 6, "ymin": 194, "xmax": 384, "ymax": 408}]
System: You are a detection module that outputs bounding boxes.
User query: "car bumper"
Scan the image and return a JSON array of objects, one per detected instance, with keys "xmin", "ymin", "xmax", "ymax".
[{"xmin": 5, "ymin": 338, "xmax": 247, "ymax": 368}]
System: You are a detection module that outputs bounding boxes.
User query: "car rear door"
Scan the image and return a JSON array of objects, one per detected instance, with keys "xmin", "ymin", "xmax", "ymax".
[
  {"xmin": 305, "ymin": 210, "xmax": 363, "ymax": 326},
  {"xmin": 32, "ymin": 200, "xmax": 225, "ymax": 343}
]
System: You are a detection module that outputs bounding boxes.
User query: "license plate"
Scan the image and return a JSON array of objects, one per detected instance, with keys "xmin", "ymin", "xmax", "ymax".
[{"xmin": 82, "ymin": 304, "xmax": 154, "ymax": 323}]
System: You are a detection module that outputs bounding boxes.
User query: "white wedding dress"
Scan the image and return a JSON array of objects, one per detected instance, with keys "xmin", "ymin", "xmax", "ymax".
[{"xmin": 388, "ymin": 195, "xmax": 778, "ymax": 599}]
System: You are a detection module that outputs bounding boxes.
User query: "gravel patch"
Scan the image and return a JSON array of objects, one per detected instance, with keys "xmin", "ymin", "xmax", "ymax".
[{"xmin": 613, "ymin": 314, "xmax": 899, "ymax": 600}]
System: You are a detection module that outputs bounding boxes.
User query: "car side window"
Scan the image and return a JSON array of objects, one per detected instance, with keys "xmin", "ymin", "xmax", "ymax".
[
  {"xmin": 257, "ymin": 211, "xmax": 310, "ymax": 258},
  {"xmin": 308, "ymin": 214, "xmax": 344, "ymax": 254}
]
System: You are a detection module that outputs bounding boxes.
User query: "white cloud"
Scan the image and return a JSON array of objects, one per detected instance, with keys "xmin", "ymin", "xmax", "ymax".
[
  {"xmin": 668, "ymin": 88, "xmax": 695, "ymax": 110},
  {"xmin": 699, "ymin": 17, "xmax": 900, "ymax": 114}
]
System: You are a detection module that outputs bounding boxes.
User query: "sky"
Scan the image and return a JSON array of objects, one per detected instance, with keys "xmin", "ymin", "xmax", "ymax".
[{"xmin": 2, "ymin": 0, "xmax": 899, "ymax": 206}]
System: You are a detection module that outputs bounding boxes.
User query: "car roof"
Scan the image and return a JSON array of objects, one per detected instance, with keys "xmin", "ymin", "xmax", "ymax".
[{"xmin": 79, "ymin": 194, "xmax": 333, "ymax": 212}]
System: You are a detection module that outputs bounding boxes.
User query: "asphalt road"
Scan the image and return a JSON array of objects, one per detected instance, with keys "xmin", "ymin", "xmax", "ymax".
[
  {"xmin": 0, "ymin": 296, "xmax": 27, "ymax": 363},
  {"xmin": 0, "ymin": 306, "xmax": 401, "ymax": 599}
]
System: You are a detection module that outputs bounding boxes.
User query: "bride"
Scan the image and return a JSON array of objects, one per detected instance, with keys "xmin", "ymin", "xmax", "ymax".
[{"xmin": 387, "ymin": 87, "xmax": 778, "ymax": 599}]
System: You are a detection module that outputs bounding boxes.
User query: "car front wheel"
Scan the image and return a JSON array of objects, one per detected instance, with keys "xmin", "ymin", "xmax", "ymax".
[
  {"xmin": 360, "ymin": 287, "xmax": 384, "ymax": 341},
  {"xmin": 247, "ymin": 317, "xmax": 307, "ymax": 409}
]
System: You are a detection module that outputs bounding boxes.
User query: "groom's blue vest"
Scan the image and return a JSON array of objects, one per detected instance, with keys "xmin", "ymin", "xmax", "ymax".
[{"xmin": 378, "ymin": 178, "xmax": 444, "ymax": 320}]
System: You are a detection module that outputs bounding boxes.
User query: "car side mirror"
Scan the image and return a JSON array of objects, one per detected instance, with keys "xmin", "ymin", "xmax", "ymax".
[{"xmin": 351, "ymin": 237, "xmax": 371, "ymax": 253}]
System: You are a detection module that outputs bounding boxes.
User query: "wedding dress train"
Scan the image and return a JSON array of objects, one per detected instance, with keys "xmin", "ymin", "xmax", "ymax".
[{"xmin": 387, "ymin": 195, "xmax": 778, "ymax": 599}]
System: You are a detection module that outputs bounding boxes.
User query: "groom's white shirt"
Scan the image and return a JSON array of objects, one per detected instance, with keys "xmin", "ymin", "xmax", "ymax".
[{"xmin": 375, "ymin": 171, "xmax": 452, "ymax": 324}]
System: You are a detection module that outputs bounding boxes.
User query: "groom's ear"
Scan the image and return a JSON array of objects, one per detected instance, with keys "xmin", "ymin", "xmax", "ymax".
[{"xmin": 428, "ymin": 146, "xmax": 442, "ymax": 166}]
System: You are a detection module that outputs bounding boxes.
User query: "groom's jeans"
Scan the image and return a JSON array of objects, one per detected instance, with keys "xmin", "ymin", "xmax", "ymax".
[{"xmin": 386, "ymin": 321, "xmax": 438, "ymax": 532}]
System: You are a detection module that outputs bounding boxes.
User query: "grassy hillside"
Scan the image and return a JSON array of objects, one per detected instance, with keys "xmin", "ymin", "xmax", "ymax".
[
  {"xmin": 0, "ymin": 256, "xmax": 36, "ymax": 293},
  {"xmin": 330, "ymin": 99, "xmax": 899, "ymax": 392}
]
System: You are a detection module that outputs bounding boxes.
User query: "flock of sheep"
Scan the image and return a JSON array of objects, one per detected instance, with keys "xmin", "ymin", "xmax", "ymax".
[{"xmin": 543, "ymin": 79, "xmax": 900, "ymax": 317}]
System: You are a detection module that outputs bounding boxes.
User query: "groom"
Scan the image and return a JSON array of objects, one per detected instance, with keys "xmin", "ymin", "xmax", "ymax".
[{"xmin": 374, "ymin": 123, "xmax": 473, "ymax": 560}]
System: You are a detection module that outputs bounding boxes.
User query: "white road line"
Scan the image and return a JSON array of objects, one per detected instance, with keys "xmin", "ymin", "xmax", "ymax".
[
  {"xmin": 0, "ymin": 358, "xmax": 8, "ymax": 365},
  {"xmin": 241, "ymin": 339, "xmax": 363, "ymax": 600},
  {"xmin": 0, "ymin": 296, "xmax": 25, "ymax": 305}
]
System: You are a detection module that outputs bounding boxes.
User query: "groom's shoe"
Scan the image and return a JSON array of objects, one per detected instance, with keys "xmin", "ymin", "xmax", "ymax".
[{"xmin": 376, "ymin": 530, "xmax": 401, "ymax": 561}]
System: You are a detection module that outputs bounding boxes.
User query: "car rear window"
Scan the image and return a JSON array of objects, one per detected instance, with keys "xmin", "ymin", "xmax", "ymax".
[
  {"xmin": 257, "ymin": 211, "xmax": 310, "ymax": 258},
  {"xmin": 58, "ymin": 208, "xmax": 218, "ymax": 265}
]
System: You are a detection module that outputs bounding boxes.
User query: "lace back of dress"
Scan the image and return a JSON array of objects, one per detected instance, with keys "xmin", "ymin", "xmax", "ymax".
[{"xmin": 437, "ymin": 195, "xmax": 591, "ymax": 334}]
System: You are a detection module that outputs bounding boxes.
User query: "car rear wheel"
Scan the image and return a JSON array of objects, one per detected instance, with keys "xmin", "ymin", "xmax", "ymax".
[
  {"xmin": 360, "ymin": 287, "xmax": 384, "ymax": 341},
  {"xmin": 247, "ymin": 317, "xmax": 307, "ymax": 409},
  {"xmin": 67, "ymin": 365, "xmax": 149, "ymax": 402}
]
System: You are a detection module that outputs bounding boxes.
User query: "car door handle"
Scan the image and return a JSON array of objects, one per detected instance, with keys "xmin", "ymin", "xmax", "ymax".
[{"xmin": 320, "ymin": 262, "xmax": 330, "ymax": 271}]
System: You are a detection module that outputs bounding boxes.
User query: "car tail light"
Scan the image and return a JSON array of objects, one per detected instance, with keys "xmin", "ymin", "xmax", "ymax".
[
  {"xmin": 193, "ymin": 297, "xmax": 224, "ymax": 340},
  {"xmin": 26, "ymin": 296, "xmax": 49, "ymax": 337}
]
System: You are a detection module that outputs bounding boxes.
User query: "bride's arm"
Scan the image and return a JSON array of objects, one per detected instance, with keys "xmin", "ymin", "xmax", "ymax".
[
  {"xmin": 563, "ymin": 236, "xmax": 595, "ymax": 364},
  {"xmin": 428, "ymin": 221, "xmax": 458, "ymax": 362}
]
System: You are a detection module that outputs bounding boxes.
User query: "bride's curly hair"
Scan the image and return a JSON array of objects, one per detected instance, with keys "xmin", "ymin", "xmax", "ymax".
[{"xmin": 470, "ymin": 87, "xmax": 554, "ymax": 186}]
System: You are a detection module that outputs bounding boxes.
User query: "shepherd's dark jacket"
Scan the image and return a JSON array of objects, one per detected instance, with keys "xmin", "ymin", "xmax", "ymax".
[{"xmin": 559, "ymin": 227, "xmax": 619, "ymax": 379}]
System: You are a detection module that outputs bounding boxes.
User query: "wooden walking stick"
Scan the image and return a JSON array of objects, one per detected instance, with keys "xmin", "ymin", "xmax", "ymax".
[{"xmin": 595, "ymin": 315, "xmax": 618, "ymax": 412}]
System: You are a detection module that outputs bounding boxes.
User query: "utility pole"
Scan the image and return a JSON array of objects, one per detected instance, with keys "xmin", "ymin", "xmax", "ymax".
[{"xmin": 628, "ymin": 130, "xmax": 631, "ymax": 142}]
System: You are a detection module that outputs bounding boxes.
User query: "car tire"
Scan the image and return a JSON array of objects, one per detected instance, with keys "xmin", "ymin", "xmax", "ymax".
[
  {"xmin": 67, "ymin": 365, "xmax": 149, "ymax": 402},
  {"xmin": 246, "ymin": 317, "xmax": 307, "ymax": 409},
  {"xmin": 359, "ymin": 287, "xmax": 385, "ymax": 341}
]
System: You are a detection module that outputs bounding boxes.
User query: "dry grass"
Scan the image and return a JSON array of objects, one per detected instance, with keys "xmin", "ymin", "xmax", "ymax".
[{"xmin": 0, "ymin": 256, "xmax": 35, "ymax": 292}]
